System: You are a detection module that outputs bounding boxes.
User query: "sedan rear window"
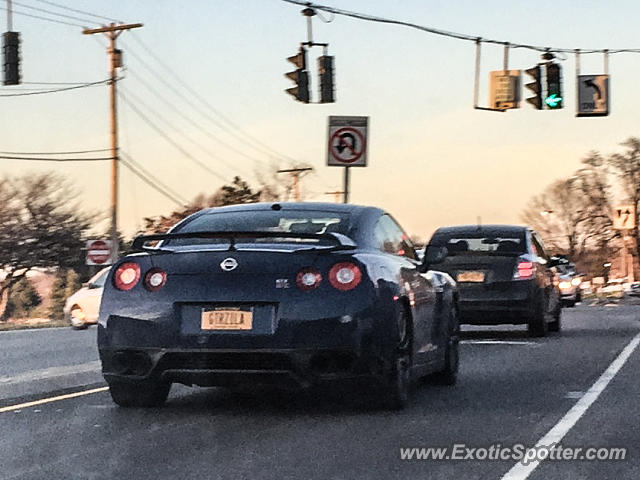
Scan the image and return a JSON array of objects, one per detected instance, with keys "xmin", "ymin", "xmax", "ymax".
[
  {"xmin": 431, "ymin": 232, "xmax": 526, "ymax": 255},
  {"xmin": 169, "ymin": 210, "xmax": 352, "ymax": 247}
]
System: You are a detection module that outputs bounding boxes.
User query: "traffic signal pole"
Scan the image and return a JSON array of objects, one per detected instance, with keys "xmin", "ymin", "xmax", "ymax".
[{"xmin": 83, "ymin": 23, "xmax": 142, "ymax": 264}]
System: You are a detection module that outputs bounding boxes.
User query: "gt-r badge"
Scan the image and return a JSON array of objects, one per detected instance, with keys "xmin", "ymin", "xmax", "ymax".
[
  {"xmin": 220, "ymin": 257, "xmax": 238, "ymax": 271},
  {"xmin": 275, "ymin": 278, "xmax": 290, "ymax": 289}
]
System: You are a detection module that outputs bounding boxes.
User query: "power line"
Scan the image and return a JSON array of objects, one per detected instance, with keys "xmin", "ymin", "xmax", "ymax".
[
  {"xmin": 127, "ymin": 33, "xmax": 299, "ymax": 162},
  {"xmin": 119, "ymin": 156, "xmax": 185, "ymax": 206},
  {"xmin": 0, "ymin": 79, "xmax": 110, "ymax": 96},
  {"xmin": 122, "ymin": 42, "xmax": 279, "ymax": 164},
  {"xmin": 33, "ymin": 0, "xmax": 119, "ymax": 23},
  {"xmin": 22, "ymin": 81, "xmax": 104, "ymax": 85},
  {"xmin": 0, "ymin": 148, "xmax": 110, "ymax": 155},
  {"xmin": 118, "ymin": 91, "xmax": 230, "ymax": 184},
  {"xmin": 125, "ymin": 68, "xmax": 263, "ymax": 171},
  {"xmin": 281, "ymin": 0, "xmax": 640, "ymax": 55},
  {"xmin": 120, "ymin": 151, "xmax": 188, "ymax": 205},
  {"xmin": 0, "ymin": 155, "xmax": 111, "ymax": 161},
  {"xmin": 119, "ymin": 85, "xmax": 247, "ymax": 178},
  {"xmin": 0, "ymin": 6, "xmax": 86, "ymax": 28},
  {"xmin": 11, "ymin": 1, "xmax": 101, "ymax": 26}
]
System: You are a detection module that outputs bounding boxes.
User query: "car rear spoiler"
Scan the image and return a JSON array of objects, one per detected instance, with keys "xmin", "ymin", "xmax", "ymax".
[{"xmin": 131, "ymin": 231, "xmax": 357, "ymax": 253}]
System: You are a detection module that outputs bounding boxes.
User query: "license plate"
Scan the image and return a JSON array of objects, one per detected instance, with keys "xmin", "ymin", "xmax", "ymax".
[
  {"xmin": 201, "ymin": 308, "xmax": 253, "ymax": 330},
  {"xmin": 457, "ymin": 271, "xmax": 485, "ymax": 283}
]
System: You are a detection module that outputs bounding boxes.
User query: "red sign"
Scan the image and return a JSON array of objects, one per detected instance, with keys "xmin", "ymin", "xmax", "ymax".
[
  {"xmin": 86, "ymin": 239, "xmax": 112, "ymax": 265},
  {"xmin": 329, "ymin": 127, "xmax": 366, "ymax": 165}
]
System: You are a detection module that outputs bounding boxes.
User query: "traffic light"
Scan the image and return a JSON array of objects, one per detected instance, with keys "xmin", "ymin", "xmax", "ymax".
[
  {"xmin": 317, "ymin": 55, "xmax": 335, "ymax": 103},
  {"xmin": 524, "ymin": 65, "xmax": 542, "ymax": 110},
  {"xmin": 3, "ymin": 31, "xmax": 21, "ymax": 86},
  {"xmin": 545, "ymin": 62, "xmax": 563, "ymax": 109},
  {"xmin": 285, "ymin": 46, "xmax": 309, "ymax": 103}
]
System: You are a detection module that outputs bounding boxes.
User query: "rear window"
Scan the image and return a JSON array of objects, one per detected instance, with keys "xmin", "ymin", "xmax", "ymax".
[
  {"xmin": 169, "ymin": 210, "xmax": 352, "ymax": 247},
  {"xmin": 431, "ymin": 231, "xmax": 526, "ymax": 255}
]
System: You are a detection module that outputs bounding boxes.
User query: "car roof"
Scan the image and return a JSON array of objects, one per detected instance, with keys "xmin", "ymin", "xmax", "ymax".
[
  {"xmin": 432, "ymin": 224, "xmax": 529, "ymax": 236},
  {"xmin": 196, "ymin": 202, "xmax": 379, "ymax": 216}
]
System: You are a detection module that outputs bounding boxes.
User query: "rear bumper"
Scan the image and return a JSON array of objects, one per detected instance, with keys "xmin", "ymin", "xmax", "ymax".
[
  {"xmin": 99, "ymin": 347, "xmax": 388, "ymax": 389},
  {"xmin": 98, "ymin": 306, "xmax": 394, "ymax": 388},
  {"xmin": 457, "ymin": 280, "xmax": 535, "ymax": 325}
]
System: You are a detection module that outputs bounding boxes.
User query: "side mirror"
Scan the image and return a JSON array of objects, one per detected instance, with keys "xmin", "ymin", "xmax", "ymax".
[{"xmin": 422, "ymin": 245, "xmax": 448, "ymax": 271}]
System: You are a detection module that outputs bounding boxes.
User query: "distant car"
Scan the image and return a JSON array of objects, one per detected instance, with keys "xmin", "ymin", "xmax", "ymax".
[
  {"xmin": 426, "ymin": 225, "xmax": 562, "ymax": 336},
  {"xmin": 555, "ymin": 263, "xmax": 582, "ymax": 307},
  {"xmin": 64, "ymin": 268, "xmax": 110, "ymax": 330},
  {"xmin": 97, "ymin": 202, "xmax": 459, "ymax": 409},
  {"xmin": 629, "ymin": 282, "xmax": 640, "ymax": 297}
]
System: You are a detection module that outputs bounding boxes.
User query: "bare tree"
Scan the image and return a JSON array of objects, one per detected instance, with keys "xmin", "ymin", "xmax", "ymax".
[
  {"xmin": 521, "ymin": 152, "xmax": 615, "ymax": 260},
  {"xmin": 608, "ymin": 137, "xmax": 640, "ymax": 262},
  {"xmin": 142, "ymin": 176, "xmax": 262, "ymax": 233},
  {"xmin": 0, "ymin": 173, "xmax": 93, "ymax": 317}
]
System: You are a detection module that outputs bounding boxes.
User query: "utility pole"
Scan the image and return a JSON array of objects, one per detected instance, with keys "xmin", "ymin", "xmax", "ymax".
[
  {"xmin": 277, "ymin": 167, "xmax": 313, "ymax": 201},
  {"xmin": 83, "ymin": 22, "xmax": 142, "ymax": 263}
]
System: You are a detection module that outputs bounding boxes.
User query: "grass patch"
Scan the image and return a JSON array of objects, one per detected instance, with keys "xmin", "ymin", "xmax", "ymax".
[{"xmin": 0, "ymin": 318, "xmax": 69, "ymax": 331}]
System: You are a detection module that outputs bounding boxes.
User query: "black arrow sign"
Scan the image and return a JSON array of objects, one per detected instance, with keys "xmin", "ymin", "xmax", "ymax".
[
  {"xmin": 335, "ymin": 132, "xmax": 357, "ymax": 155},
  {"xmin": 584, "ymin": 79, "xmax": 602, "ymax": 100}
]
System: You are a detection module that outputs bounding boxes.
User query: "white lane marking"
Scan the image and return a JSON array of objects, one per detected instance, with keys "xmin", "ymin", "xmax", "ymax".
[
  {"xmin": 461, "ymin": 340, "xmax": 538, "ymax": 346},
  {"xmin": 0, "ymin": 361, "xmax": 101, "ymax": 385},
  {"xmin": 0, "ymin": 386, "xmax": 109, "ymax": 413},
  {"xmin": 501, "ymin": 331, "xmax": 640, "ymax": 480}
]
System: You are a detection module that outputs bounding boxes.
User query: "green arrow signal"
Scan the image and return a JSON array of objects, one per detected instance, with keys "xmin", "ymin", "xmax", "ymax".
[{"xmin": 545, "ymin": 93, "xmax": 563, "ymax": 109}]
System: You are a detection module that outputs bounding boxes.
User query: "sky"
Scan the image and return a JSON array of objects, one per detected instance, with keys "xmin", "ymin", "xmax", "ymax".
[{"xmin": 1, "ymin": 0, "xmax": 639, "ymax": 242}]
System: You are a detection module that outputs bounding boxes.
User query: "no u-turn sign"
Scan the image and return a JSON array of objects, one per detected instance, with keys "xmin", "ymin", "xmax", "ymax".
[{"xmin": 327, "ymin": 116, "xmax": 369, "ymax": 167}]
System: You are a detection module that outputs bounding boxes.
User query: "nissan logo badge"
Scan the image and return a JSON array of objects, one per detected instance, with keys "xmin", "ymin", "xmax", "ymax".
[{"xmin": 220, "ymin": 257, "xmax": 238, "ymax": 272}]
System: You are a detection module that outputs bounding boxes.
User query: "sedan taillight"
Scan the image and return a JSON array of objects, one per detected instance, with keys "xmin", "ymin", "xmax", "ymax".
[
  {"xmin": 329, "ymin": 262, "xmax": 362, "ymax": 291},
  {"xmin": 514, "ymin": 261, "xmax": 534, "ymax": 280},
  {"xmin": 114, "ymin": 262, "xmax": 141, "ymax": 291}
]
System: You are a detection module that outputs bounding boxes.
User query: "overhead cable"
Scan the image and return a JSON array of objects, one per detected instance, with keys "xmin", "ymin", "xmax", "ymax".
[{"xmin": 281, "ymin": 0, "xmax": 640, "ymax": 55}]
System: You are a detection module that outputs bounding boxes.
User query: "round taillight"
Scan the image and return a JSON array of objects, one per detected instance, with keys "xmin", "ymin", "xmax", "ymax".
[
  {"xmin": 114, "ymin": 262, "xmax": 141, "ymax": 291},
  {"xmin": 329, "ymin": 262, "xmax": 362, "ymax": 291},
  {"xmin": 296, "ymin": 268, "xmax": 322, "ymax": 291},
  {"xmin": 144, "ymin": 268, "xmax": 167, "ymax": 292}
]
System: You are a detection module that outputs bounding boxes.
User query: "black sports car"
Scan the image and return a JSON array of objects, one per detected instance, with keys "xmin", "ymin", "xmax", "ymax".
[
  {"xmin": 98, "ymin": 202, "xmax": 459, "ymax": 409},
  {"xmin": 426, "ymin": 225, "xmax": 562, "ymax": 336}
]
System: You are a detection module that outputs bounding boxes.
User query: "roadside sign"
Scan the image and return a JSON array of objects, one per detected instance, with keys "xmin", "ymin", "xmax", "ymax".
[
  {"xmin": 577, "ymin": 75, "xmax": 609, "ymax": 117},
  {"xmin": 489, "ymin": 70, "xmax": 521, "ymax": 110},
  {"xmin": 86, "ymin": 239, "xmax": 113, "ymax": 265},
  {"xmin": 613, "ymin": 204, "xmax": 635, "ymax": 230},
  {"xmin": 327, "ymin": 116, "xmax": 368, "ymax": 167}
]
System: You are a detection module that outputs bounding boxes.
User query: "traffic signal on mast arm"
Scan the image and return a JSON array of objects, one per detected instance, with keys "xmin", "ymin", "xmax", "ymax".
[
  {"xmin": 285, "ymin": 46, "xmax": 309, "ymax": 103},
  {"xmin": 317, "ymin": 55, "xmax": 335, "ymax": 103},
  {"xmin": 545, "ymin": 62, "xmax": 563, "ymax": 109},
  {"xmin": 3, "ymin": 31, "xmax": 21, "ymax": 86},
  {"xmin": 524, "ymin": 65, "xmax": 542, "ymax": 110}
]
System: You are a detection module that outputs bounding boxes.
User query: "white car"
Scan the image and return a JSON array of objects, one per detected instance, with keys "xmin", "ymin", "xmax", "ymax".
[{"xmin": 63, "ymin": 268, "xmax": 110, "ymax": 329}]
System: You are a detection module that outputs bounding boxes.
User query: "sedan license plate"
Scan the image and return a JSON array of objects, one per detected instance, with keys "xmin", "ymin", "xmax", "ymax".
[
  {"xmin": 201, "ymin": 308, "xmax": 253, "ymax": 331},
  {"xmin": 457, "ymin": 271, "xmax": 485, "ymax": 283}
]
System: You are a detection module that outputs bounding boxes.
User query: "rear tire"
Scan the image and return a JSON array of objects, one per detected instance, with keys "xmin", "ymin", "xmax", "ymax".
[
  {"xmin": 383, "ymin": 354, "xmax": 411, "ymax": 410},
  {"xmin": 528, "ymin": 292, "xmax": 548, "ymax": 337},
  {"xmin": 109, "ymin": 381, "xmax": 171, "ymax": 407},
  {"xmin": 382, "ymin": 306, "xmax": 412, "ymax": 410},
  {"xmin": 433, "ymin": 309, "xmax": 459, "ymax": 386},
  {"xmin": 548, "ymin": 301, "xmax": 562, "ymax": 332}
]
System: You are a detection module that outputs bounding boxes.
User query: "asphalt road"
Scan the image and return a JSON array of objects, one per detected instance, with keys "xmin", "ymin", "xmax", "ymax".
[{"xmin": 0, "ymin": 305, "xmax": 639, "ymax": 480}]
